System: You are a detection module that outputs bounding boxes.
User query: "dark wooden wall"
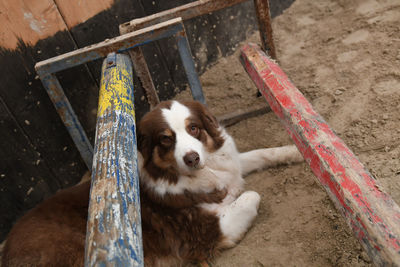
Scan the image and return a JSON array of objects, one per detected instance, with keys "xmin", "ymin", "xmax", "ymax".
[{"xmin": 0, "ymin": 0, "xmax": 294, "ymax": 241}]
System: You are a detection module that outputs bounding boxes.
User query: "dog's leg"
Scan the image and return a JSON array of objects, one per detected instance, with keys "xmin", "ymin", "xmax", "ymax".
[
  {"xmin": 219, "ymin": 191, "xmax": 261, "ymax": 247},
  {"xmin": 239, "ymin": 145, "xmax": 303, "ymax": 176}
]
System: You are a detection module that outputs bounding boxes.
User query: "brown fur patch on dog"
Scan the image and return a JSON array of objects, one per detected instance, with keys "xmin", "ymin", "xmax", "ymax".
[
  {"xmin": 142, "ymin": 186, "xmax": 227, "ymax": 209},
  {"xmin": 2, "ymin": 181, "xmax": 90, "ymax": 267},
  {"xmin": 182, "ymin": 101, "xmax": 225, "ymax": 151},
  {"xmin": 140, "ymin": 190, "xmax": 225, "ymax": 266},
  {"xmin": 138, "ymin": 102, "xmax": 179, "ymax": 184}
]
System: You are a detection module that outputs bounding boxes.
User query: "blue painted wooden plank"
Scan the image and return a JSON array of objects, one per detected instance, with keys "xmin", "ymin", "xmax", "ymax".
[
  {"xmin": 85, "ymin": 53, "xmax": 143, "ymax": 266},
  {"xmin": 40, "ymin": 74, "xmax": 93, "ymax": 170}
]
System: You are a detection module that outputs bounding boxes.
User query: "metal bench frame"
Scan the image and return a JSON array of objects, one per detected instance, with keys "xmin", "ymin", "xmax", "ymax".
[{"xmin": 35, "ymin": 18, "xmax": 204, "ymax": 170}]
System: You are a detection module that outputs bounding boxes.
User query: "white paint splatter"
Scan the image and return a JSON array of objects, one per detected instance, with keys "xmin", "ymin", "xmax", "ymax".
[{"xmin": 23, "ymin": 12, "xmax": 47, "ymax": 34}]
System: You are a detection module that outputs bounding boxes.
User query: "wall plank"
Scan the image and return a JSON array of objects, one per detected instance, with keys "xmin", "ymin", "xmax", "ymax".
[
  {"xmin": 54, "ymin": 0, "xmax": 114, "ymax": 28},
  {"xmin": 0, "ymin": 0, "xmax": 66, "ymax": 49},
  {"xmin": 0, "ymin": 97, "xmax": 56, "ymax": 241},
  {"xmin": 0, "ymin": 0, "xmax": 99, "ymax": 241}
]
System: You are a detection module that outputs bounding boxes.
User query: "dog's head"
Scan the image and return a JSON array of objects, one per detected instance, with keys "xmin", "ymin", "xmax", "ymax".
[{"xmin": 138, "ymin": 100, "xmax": 224, "ymax": 183}]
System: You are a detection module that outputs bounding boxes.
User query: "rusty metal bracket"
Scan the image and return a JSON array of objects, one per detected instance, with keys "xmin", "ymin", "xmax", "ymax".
[{"xmin": 35, "ymin": 17, "xmax": 204, "ymax": 169}]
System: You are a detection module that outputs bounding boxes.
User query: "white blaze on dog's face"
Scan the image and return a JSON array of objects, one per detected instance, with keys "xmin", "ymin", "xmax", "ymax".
[
  {"xmin": 138, "ymin": 100, "xmax": 224, "ymax": 183},
  {"xmin": 162, "ymin": 101, "xmax": 205, "ymax": 174}
]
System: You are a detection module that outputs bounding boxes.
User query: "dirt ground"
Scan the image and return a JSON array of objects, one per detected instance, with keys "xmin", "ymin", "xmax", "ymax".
[
  {"xmin": 177, "ymin": 0, "xmax": 400, "ymax": 265},
  {"xmin": 1, "ymin": 0, "xmax": 398, "ymax": 266}
]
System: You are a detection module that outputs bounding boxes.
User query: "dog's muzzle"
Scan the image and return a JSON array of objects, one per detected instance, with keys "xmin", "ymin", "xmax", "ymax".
[{"xmin": 183, "ymin": 151, "xmax": 200, "ymax": 168}]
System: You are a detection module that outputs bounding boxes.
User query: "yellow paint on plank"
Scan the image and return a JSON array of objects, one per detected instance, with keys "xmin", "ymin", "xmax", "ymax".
[{"xmin": 98, "ymin": 57, "xmax": 135, "ymax": 118}]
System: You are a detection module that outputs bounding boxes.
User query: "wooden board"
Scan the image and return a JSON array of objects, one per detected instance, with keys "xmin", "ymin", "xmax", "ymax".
[
  {"xmin": 241, "ymin": 43, "xmax": 400, "ymax": 266},
  {"xmin": 0, "ymin": 97, "xmax": 55, "ymax": 241},
  {"xmin": 137, "ymin": 0, "xmax": 220, "ymax": 96},
  {"xmin": 207, "ymin": 1, "xmax": 257, "ymax": 57},
  {"xmin": 0, "ymin": 0, "xmax": 66, "ymax": 49},
  {"xmin": 85, "ymin": 53, "xmax": 143, "ymax": 265},
  {"xmin": 0, "ymin": 0, "xmax": 95, "ymax": 241}
]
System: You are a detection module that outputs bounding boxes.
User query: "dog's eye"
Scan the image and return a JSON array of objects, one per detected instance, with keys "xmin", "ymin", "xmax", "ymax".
[
  {"xmin": 160, "ymin": 135, "xmax": 173, "ymax": 147},
  {"xmin": 189, "ymin": 125, "xmax": 199, "ymax": 137}
]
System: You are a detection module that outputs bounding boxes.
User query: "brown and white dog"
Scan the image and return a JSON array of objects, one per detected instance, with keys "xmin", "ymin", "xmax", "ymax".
[
  {"xmin": 1, "ymin": 100, "xmax": 303, "ymax": 266},
  {"xmin": 138, "ymin": 100, "xmax": 303, "ymax": 266}
]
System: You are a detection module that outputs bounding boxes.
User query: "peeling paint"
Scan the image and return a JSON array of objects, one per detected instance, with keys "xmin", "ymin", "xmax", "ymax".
[
  {"xmin": 85, "ymin": 54, "xmax": 143, "ymax": 266},
  {"xmin": 24, "ymin": 12, "xmax": 47, "ymax": 34},
  {"xmin": 241, "ymin": 43, "xmax": 400, "ymax": 266},
  {"xmin": 0, "ymin": 0, "xmax": 113, "ymax": 49}
]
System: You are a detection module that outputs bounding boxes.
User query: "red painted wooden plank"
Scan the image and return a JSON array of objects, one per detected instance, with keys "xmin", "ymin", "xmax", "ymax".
[{"xmin": 240, "ymin": 43, "xmax": 400, "ymax": 266}]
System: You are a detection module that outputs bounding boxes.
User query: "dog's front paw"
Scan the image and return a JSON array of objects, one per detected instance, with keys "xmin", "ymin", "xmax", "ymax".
[
  {"xmin": 219, "ymin": 191, "xmax": 261, "ymax": 247},
  {"xmin": 237, "ymin": 191, "xmax": 261, "ymax": 212}
]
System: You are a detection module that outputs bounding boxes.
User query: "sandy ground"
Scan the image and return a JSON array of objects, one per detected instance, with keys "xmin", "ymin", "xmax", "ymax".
[
  {"xmin": 1, "ymin": 0, "xmax": 398, "ymax": 266},
  {"xmin": 177, "ymin": 0, "xmax": 400, "ymax": 265}
]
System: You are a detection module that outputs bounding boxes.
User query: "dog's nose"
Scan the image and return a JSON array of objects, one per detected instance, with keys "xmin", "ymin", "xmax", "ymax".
[{"xmin": 183, "ymin": 151, "xmax": 200, "ymax": 168}]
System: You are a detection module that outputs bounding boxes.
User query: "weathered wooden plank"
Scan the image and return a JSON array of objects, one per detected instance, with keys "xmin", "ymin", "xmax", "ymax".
[
  {"xmin": 35, "ymin": 17, "xmax": 184, "ymax": 75},
  {"xmin": 0, "ymin": 0, "xmax": 92, "ymax": 196},
  {"xmin": 0, "ymin": 97, "xmax": 55, "ymax": 241},
  {"xmin": 85, "ymin": 53, "xmax": 143, "ymax": 266},
  {"xmin": 240, "ymin": 43, "xmax": 400, "ymax": 266},
  {"xmin": 120, "ymin": 0, "xmax": 248, "ymax": 32}
]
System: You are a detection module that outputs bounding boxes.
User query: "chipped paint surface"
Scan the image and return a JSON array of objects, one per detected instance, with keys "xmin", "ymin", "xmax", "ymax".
[
  {"xmin": 23, "ymin": 12, "xmax": 47, "ymax": 34},
  {"xmin": 240, "ymin": 43, "xmax": 400, "ymax": 266},
  {"xmin": 85, "ymin": 53, "xmax": 143, "ymax": 266},
  {"xmin": 98, "ymin": 55, "xmax": 135, "ymax": 118}
]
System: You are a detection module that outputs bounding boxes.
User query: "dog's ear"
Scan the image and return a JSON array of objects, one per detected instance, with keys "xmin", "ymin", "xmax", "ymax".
[
  {"xmin": 137, "ymin": 123, "xmax": 152, "ymax": 164},
  {"xmin": 199, "ymin": 104, "xmax": 219, "ymax": 137},
  {"xmin": 197, "ymin": 103, "xmax": 224, "ymax": 150}
]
